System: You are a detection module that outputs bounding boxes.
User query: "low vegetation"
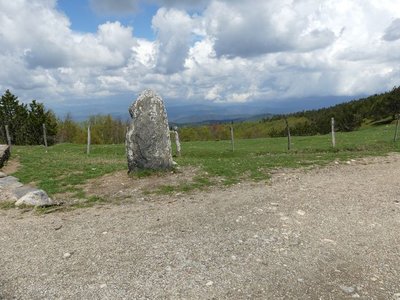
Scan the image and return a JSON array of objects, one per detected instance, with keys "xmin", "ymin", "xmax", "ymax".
[
  {"xmin": 12, "ymin": 144, "xmax": 126, "ymax": 196},
  {"xmin": 7, "ymin": 123, "xmax": 400, "ymax": 203},
  {"xmin": 2, "ymin": 87, "xmax": 400, "ymax": 210}
]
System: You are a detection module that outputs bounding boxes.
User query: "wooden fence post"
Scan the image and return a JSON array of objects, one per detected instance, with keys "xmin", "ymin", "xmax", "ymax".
[
  {"xmin": 394, "ymin": 114, "xmax": 400, "ymax": 142},
  {"xmin": 230, "ymin": 122, "xmax": 235, "ymax": 152},
  {"xmin": 331, "ymin": 117, "xmax": 336, "ymax": 147},
  {"xmin": 5, "ymin": 125, "xmax": 11, "ymax": 147},
  {"xmin": 284, "ymin": 118, "xmax": 291, "ymax": 151},
  {"xmin": 87, "ymin": 125, "xmax": 91, "ymax": 155},
  {"xmin": 42, "ymin": 123, "xmax": 48, "ymax": 148},
  {"xmin": 173, "ymin": 126, "xmax": 181, "ymax": 157}
]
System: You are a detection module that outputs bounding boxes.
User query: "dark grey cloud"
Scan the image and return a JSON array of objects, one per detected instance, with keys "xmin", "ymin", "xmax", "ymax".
[
  {"xmin": 210, "ymin": 16, "xmax": 336, "ymax": 58},
  {"xmin": 213, "ymin": 28, "xmax": 336, "ymax": 58},
  {"xmin": 89, "ymin": 0, "xmax": 139, "ymax": 15},
  {"xmin": 203, "ymin": 1, "xmax": 338, "ymax": 59},
  {"xmin": 299, "ymin": 29, "xmax": 336, "ymax": 52},
  {"xmin": 382, "ymin": 18, "xmax": 400, "ymax": 41},
  {"xmin": 155, "ymin": 0, "xmax": 209, "ymax": 10},
  {"xmin": 89, "ymin": 0, "xmax": 209, "ymax": 15},
  {"xmin": 24, "ymin": 45, "xmax": 68, "ymax": 69},
  {"xmin": 214, "ymin": 36, "xmax": 289, "ymax": 58}
]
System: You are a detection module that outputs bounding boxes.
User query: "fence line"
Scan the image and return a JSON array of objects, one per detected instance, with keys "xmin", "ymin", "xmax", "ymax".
[
  {"xmin": 284, "ymin": 118, "xmax": 291, "ymax": 151},
  {"xmin": 87, "ymin": 125, "xmax": 91, "ymax": 155},
  {"xmin": 230, "ymin": 123, "xmax": 235, "ymax": 152},
  {"xmin": 394, "ymin": 115, "xmax": 399, "ymax": 142},
  {"xmin": 2, "ymin": 118, "xmax": 400, "ymax": 151},
  {"xmin": 171, "ymin": 127, "xmax": 181, "ymax": 157},
  {"xmin": 42, "ymin": 123, "xmax": 48, "ymax": 148},
  {"xmin": 5, "ymin": 125, "xmax": 11, "ymax": 147}
]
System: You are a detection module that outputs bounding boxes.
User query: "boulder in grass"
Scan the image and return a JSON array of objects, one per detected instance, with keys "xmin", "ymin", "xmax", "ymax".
[
  {"xmin": 0, "ymin": 145, "xmax": 10, "ymax": 169},
  {"xmin": 15, "ymin": 189, "xmax": 54, "ymax": 207}
]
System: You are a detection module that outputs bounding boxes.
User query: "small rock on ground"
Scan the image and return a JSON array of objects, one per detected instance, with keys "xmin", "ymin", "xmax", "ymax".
[
  {"xmin": 340, "ymin": 285, "xmax": 355, "ymax": 294},
  {"xmin": 15, "ymin": 190, "xmax": 53, "ymax": 207}
]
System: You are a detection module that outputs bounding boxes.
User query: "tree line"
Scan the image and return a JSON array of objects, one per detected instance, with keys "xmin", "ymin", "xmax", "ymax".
[
  {"xmin": 179, "ymin": 86, "xmax": 400, "ymax": 141},
  {"xmin": 1, "ymin": 86, "xmax": 399, "ymax": 145},
  {"xmin": 57, "ymin": 114, "xmax": 128, "ymax": 144},
  {"xmin": 0, "ymin": 90, "xmax": 58, "ymax": 145},
  {"xmin": 283, "ymin": 85, "xmax": 400, "ymax": 135},
  {"xmin": 0, "ymin": 90, "xmax": 128, "ymax": 145}
]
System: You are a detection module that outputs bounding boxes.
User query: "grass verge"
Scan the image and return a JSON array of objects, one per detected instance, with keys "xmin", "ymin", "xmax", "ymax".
[{"xmin": 4, "ymin": 124, "xmax": 399, "ymax": 202}]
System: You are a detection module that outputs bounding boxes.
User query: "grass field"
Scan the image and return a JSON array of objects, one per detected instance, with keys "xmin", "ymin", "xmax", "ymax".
[{"xmin": 8, "ymin": 124, "xmax": 400, "ymax": 199}]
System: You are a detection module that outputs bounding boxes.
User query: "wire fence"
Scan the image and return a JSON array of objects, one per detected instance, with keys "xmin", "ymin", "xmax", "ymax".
[{"xmin": 2, "ymin": 117, "xmax": 400, "ymax": 156}]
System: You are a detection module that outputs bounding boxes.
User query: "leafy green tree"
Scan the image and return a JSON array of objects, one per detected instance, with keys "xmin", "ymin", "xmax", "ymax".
[
  {"xmin": 86, "ymin": 114, "xmax": 127, "ymax": 144},
  {"xmin": 55, "ymin": 114, "xmax": 128, "ymax": 145},
  {"xmin": 336, "ymin": 111, "xmax": 362, "ymax": 132},
  {"xmin": 56, "ymin": 113, "xmax": 82, "ymax": 143}
]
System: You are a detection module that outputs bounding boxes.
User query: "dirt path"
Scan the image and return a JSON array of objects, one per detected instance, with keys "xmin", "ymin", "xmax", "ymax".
[{"xmin": 1, "ymin": 154, "xmax": 400, "ymax": 299}]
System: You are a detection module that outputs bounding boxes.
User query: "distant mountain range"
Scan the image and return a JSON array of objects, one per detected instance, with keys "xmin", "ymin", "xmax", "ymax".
[
  {"xmin": 166, "ymin": 103, "xmax": 274, "ymax": 125},
  {"xmin": 51, "ymin": 95, "xmax": 356, "ymax": 124},
  {"xmin": 161, "ymin": 96, "xmax": 355, "ymax": 125}
]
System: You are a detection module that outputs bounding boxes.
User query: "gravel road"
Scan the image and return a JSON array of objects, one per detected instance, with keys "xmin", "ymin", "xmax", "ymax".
[{"xmin": 1, "ymin": 154, "xmax": 400, "ymax": 299}]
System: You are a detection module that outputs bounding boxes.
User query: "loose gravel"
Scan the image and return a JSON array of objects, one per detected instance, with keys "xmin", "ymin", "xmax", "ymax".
[{"xmin": 1, "ymin": 154, "xmax": 400, "ymax": 299}]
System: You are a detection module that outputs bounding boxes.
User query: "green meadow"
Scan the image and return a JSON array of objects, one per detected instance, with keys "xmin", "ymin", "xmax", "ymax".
[{"xmin": 8, "ymin": 123, "xmax": 400, "ymax": 198}]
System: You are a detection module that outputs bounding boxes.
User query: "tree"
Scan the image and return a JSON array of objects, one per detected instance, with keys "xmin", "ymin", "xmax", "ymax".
[
  {"xmin": 56, "ymin": 113, "xmax": 82, "ymax": 143},
  {"xmin": 86, "ymin": 114, "xmax": 127, "ymax": 144},
  {"xmin": 27, "ymin": 100, "xmax": 57, "ymax": 145},
  {"xmin": 0, "ymin": 90, "xmax": 29, "ymax": 144},
  {"xmin": 386, "ymin": 86, "xmax": 400, "ymax": 120},
  {"xmin": 0, "ymin": 90, "xmax": 58, "ymax": 145}
]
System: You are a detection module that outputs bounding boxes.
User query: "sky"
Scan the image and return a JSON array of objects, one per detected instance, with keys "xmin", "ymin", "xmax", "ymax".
[{"xmin": 0, "ymin": 0, "xmax": 400, "ymax": 117}]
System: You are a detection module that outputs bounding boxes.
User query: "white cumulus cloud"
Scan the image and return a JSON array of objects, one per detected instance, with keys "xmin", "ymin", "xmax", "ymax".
[
  {"xmin": 152, "ymin": 8, "xmax": 194, "ymax": 74},
  {"xmin": 204, "ymin": 0, "xmax": 337, "ymax": 58},
  {"xmin": 0, "ymin": 0, "xmax": 399, "ymax": 113}
]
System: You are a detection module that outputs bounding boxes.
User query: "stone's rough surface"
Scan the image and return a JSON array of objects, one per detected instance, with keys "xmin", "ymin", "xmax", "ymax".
[
  {"xmin": 0, "ymin": 176, "xmax": 21, "ymax": 202},
  {"xmin": 15, "ymin": 189, "xmax": 53, "ymax": 207},
  {"xmin": 13, "ymin": 186, "xmax": 39, "ymax": 199},
  {"xmin": 0, "ymin": 171, "xmax": 6, "ymax": 178},
  {"xmin": 126, "ymin": 90, "xmax": 173, "ymax": 172},
  {"xmin": 1, "ymin": 190, "xmax": 19, "ymax": 202},
  {"xmin": 0, "ymin": 145, "xmax": 10, "ymax": 169},
  {"xmin": 0, "ymin": 175, "xmax": 52, "ymax": 205},
  {"xmin": 0, "ymin": 176, "xmax": 23, "ymax": 189}
]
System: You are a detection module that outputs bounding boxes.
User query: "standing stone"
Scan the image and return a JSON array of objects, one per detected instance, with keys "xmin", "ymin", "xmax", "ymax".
[
  {"xmin": 126, "ymin": 90, "xmax": 173, "ymax": 173},
  {"xmin": 0, "ymin": 145, "xmax": 10, "ymax": 169}
]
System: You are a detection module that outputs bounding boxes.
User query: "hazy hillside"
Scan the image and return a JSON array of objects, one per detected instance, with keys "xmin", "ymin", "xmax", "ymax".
[{"xmin": 178, "ymin": 87, "xmax": 400, "ymax": 141}]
